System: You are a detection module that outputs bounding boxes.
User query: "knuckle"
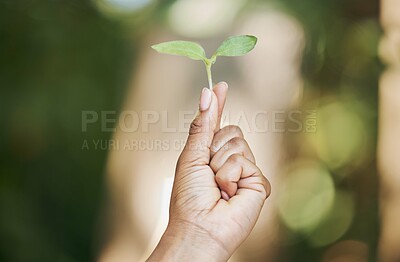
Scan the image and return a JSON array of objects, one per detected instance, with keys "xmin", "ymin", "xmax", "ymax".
[
  {"xmin": 209, "ymin": 159, "xmax": 218, "ymax": 173},
  {"xmin": 225, "ymin": 125, "xmax": 244, "ymax": 138},
  {"xmin": 262, "ymin": 176, "xmax": 272, "ymax": 199},
  {"xmin": 229, "ymin": 136, "xmax": 246, "ymax": 150},
  {"xmin": 189, "ymin": 116, "xmax": 202, "ymax": 135},
  {"xmin": 228, "ymin": 153, "xmax": 243, "ymax": 164},
  {"xmin": 211, "ymin": 139, "xmax": 225, "ymax": 154}
]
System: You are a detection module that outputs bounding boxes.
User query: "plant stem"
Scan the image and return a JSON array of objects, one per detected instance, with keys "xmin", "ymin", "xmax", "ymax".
[{"xmin": 206, "ymin": 63, "xmax": 213, "ymax": 90}]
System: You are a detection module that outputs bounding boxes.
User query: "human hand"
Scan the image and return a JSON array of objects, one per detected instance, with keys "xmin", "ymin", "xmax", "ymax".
[{"xmin": 147, "ymin": 82, "xmax": 271, "ymax": 262}]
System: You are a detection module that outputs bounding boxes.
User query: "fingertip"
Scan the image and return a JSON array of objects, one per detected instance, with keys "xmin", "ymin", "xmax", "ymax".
[
  {"xmin": 221, "ymin": 190, "xmax": 230, "ymax": 201},
  {"xmin": 200, "ymin": 87, "xmax": 212, "ymax": 111},
  {"xmin": 213, "ymin": 82, "xmax": 228, "ymax": 95},
  {"xmin": 217, "ymin": 81, "xmax": 228, "ymax": 90}
]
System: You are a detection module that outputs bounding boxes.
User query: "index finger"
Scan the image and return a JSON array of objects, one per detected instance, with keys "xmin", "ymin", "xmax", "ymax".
[{"xmin": 212, "ymin": 82, "xmax": 228, "ymax": 132}]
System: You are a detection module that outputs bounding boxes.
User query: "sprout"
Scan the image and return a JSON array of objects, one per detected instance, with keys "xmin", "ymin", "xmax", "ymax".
[{"xmin": 151, "ymin": 35, "xmax": 257, "ymax": 89}]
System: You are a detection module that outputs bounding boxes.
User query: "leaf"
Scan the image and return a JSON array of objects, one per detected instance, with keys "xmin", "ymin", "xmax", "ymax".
[
  {"xmin": 151, "ymin": 40, "xmax": 206, "ymax": 61},
  {"xmin": 213, "ymin": 35, "xmax": 257, "ymax": 57}
]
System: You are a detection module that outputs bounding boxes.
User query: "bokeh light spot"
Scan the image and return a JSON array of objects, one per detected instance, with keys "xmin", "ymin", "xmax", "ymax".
[
  {"xmin": 308, "ymin": 190, "xmax": 355, "ymax": 247},
  {"xmin": 278, "ymin": 160, "xmax": 335, "ymax": 233},
  {"xmin": 168, "ymin": 0, "xmax": 246, "ymax": 38},
  {"xmin": 308, "ymin": 100, "xmax": 366, "ymax": 169}
]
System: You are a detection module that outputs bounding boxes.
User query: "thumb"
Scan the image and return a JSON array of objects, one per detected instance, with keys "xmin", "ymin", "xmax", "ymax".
[{"xmin": 178, "ymin": 87, "xmax": 219, "ymax": 167}]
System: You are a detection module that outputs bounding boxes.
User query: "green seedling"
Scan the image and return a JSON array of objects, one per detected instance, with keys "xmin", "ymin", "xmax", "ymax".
[{"xmin": 151, "ymin": 35, "xmax": 257, "ymax": 89}]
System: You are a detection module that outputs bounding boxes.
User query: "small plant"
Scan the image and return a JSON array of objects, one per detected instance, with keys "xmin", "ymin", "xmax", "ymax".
[{"xmin": 151, "ymin": 35, "xmax": 257, "ymax": 89}]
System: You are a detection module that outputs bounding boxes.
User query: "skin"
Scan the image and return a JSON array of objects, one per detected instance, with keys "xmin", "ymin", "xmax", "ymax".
[{"xmin": 147, "ymin": 82, "xmax": 271, "ymax": 261}]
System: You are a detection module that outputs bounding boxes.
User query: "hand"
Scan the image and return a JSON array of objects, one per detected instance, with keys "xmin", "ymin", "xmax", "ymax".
[{"xmin": 147, "ymin": 82, "xmax": 271, "ymax": 261}]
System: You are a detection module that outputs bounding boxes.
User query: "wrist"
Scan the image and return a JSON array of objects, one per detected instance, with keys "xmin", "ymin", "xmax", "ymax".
[{"xmin": 147, "ymin": 219, "xmax": 230, "ymax": 262}]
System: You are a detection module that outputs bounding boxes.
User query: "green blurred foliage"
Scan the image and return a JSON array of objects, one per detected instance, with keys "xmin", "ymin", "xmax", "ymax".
[
  {"xmin": 277, "ymin": 0, "xmax": 381, "ymax": 261},
  {"xmin": 0, "ymin": 0, "xmax": 135, "ymax": 261}
]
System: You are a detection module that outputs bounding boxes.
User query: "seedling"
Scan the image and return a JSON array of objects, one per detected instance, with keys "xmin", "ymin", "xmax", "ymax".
[{"xmin": 151, "ymin": 35, "xmax": 257, "ymax": 89}]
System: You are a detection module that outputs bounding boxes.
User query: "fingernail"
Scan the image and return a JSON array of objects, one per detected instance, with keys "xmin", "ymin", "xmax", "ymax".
[
  {"xmin": 200, "ymin": 87, "xmax": 212, "ymax": 111},
  {"xmin": 217, "ymin": 81, "xmax": 228, "ymax": 90},
  {"xmin": 221, "ymin": 190, "xmax": 230, "ymax": 201}
]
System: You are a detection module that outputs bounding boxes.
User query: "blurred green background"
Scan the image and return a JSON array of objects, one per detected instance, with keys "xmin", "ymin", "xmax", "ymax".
[{"xmin": 0, "ymin": 0, "xmax": 381, "ymax": 261}]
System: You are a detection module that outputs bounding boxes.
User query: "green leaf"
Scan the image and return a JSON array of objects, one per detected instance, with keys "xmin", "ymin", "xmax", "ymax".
[
  {"xmin": 151, "ymin": 40, "xmax": 206, "ymax": 61},
  {"xmin": 213, "ymin": 35, "xmax": 257, "ymax": 57}
]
